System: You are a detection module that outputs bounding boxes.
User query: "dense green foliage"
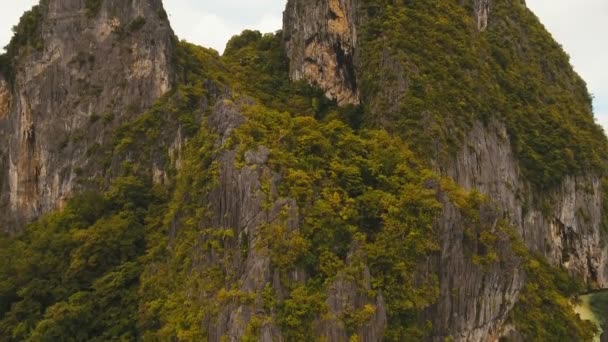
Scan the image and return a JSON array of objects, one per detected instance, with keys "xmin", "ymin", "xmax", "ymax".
[
  {"xmin": 230, "ymin": 105, "xmax": 444, "ymax": 340},
  {"xmin": 85, "ymin": 0, "xmax": 103, "ymax": 18},
  {"xmin": 359, "ymin": 0, "xmax": 607, "ymax": 190},
  {"xmin": 133, "ymin": 34, "xmax": 444, "ymax": 340},
  {"xmin": 4, "ymin": 2, "xmax": 44, "ymax": 56},
  {"xmin": 0, "ymin": 177, "xmax": 164, "ymax": 341},
  {"xmin": 223, "ymin": 30, "xmax": 333, "ymax": 116},
  {"xmin": 589, "ymin": 291, "xmax": 608, "ymax": 335},
  {"xmin": 511, "ymin": 257, "xmax": 598, "ymax": 341}
]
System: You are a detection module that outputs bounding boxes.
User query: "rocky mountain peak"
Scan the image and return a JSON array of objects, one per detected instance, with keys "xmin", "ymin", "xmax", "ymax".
[
  {"xmin": 284, "ymin": 0, "xmax": 608, "ymax": 339},
  {"xmin": 0, "ymin": 1, "xmax": 606, "ymax": 341},
  {"xmin": 283, "ymin": 0, "xmax": 498, "ymax": 107},
  {"xmin": 0, "ymin": 0, "xmax": 175, "ymax": 231}
]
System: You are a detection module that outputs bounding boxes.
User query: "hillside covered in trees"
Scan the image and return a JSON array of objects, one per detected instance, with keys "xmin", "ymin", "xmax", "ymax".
[{"xmin": 0, "ymin": 0, "xmax": 607, "ymax": 341}]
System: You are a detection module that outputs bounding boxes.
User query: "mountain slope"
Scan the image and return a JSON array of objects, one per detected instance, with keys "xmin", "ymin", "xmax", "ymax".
[{"xmin": 0, "ymin": 0, "xmax": 606, "ymax": 341}]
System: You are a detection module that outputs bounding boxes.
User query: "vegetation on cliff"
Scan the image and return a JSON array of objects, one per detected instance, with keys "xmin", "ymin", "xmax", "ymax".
[
  {"xmin": 589, "ymin": 291, "xmax": 608, "ymax": 337},
  {"xmin": 0, "ymin": 178, "xmax": 162, "ymax": 340},
  {"xmin": 509, "ymin": 240, "xmax": 598, "ymax": 341},
  {"xmin": 359, "ymin": 0, "xmax": 607, "ymax": 190},
  {"xmin": 0, "ymin": 29, "xmax": 599, "ymax": 341},
  {"xmin": 0, "ymin": 1, "xmax": 605, "ymax": 341},
  {"xmin": 0, "ymin": 2, "xmax": 44, "ymax": 81}
]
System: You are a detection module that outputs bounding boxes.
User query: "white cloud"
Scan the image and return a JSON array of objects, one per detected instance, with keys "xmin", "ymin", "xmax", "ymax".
[
  {"xmin": 0, "ymin": 0, "xmax": 38, "ymax": 50},
  {"xmin": 166, "ymin": 8, "xmax": 282, "ymax": 53},
  {"xmin": 597, "ymin": 112, "xmax": 608, "ymax": 127},
  {"xmin": 171, "ymin": 10, "xmax": 234, "ymax": 53},
  {"xmin": 253, "ymin": 13, "xmax": 283, "ymax": 35},
  {"xmin": 164, "ymin": 0, "xmax": 285, "ymax": 53}
]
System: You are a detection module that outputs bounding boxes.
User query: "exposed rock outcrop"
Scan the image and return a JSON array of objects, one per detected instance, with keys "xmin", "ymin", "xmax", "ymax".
[
  {"xmin": 448, "ymin": 120, "xmax": 608, "ymax": 287},
  {"xmin": 202, "ymin": 99, "xmax": 388, "ymax": 341},
  {"xmin": 0, "ymin": 0, "xmax": 174, "ymax": 231},
  {"xmin": 476, "ymin": 0, "xmax": 491, "ymax": 31},
  {"xmin": 427, "ymin": 184, "xmax": 524, "ymax": 341},
  {"xmin": 317, "ymin": 273, "xmax": 387, "ymax": 342},
  {"xmin": 204, "ymin": 100, "xmax": 286, "ymax": 342},
  {"xmin": 0, "ymin": 76, "xmax": 9, "ymax": 220},
  {"xmin": 284, "ymin": 0, "xmax": 359, "ymax": 105},
  {"xmin": 437, "ymin": 120, "xmax": 607, "ymax": 340}
]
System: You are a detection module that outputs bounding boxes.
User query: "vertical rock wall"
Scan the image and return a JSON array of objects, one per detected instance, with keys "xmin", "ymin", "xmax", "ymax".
[
  {"xmin": 202, "ymin": 99, "xmax": 388, "ymax": 342},
  {"xmin": 284, "ymin": 0, "xmax": 360, "ymax": 105},
  {"xmin": 0, "ymin": 77, "xmax": 10, "ymax": 222},
  {"xmin": 437, "ymin": 120, "xmax": 607, "ymax": 340},
  {"xmin": 431, "ymin": 198, "xmax": 524, "ymax": 341},
  {"xmin": 0, "ymin": 0, "xmax": 175, "ymax": 232},
  {"xmin": 448, "ymin": 120, "xmax": 608, "ymax": 287}
]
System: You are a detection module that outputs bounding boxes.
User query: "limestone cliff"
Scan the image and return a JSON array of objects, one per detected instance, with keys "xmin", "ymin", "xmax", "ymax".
[
  {"xmin": 284, "ymin": 0, "xmax": 608, "ymax": 340},
  {"xmin": 449, "ymin": 121, "xmax": 608, "ymax": 286},
  {"xmin": 284, "ymin": 0, "xmax": 359, "ymax": 105},
  {"xmin": 188, "ymin": 98, "xmax": 390, "ymax": 342},
  {"xmin": 0, "ymin": 0, "xmax": 174, "ymax": 232},
  {"xmin": 0, "ymin": 0, "xmax": 605, "ymax": 341}
]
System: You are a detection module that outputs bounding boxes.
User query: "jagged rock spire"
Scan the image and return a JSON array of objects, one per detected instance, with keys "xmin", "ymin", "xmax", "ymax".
[{"xmin": 0, "ymin": 0, "xmax": 175, "ymax": 231}]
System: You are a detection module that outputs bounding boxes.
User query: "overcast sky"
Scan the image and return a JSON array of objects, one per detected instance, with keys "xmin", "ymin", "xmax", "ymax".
[{"xmin": 1, "ymin": 0, "xmax": 606, "ymax": 130}]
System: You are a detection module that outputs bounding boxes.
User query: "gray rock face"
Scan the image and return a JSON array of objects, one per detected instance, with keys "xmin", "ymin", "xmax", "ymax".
[
  {"xmin": 204, "ymin": 100, "xmax": 288, "ymax": 342},
  {"xmin": 448, "ymin": 120, "xmax": 608, "ymax": 288},
  {"xmin": 204, "ymin": 100, "xmax": 387, "ymax": 341},
  {"xmin": 0, "ymin": 76, "xmax": 10, "ymax": 220},
  {"xmin": 436, "ymin": 120, "xmax": 607, "ymax": 340},
  {"xmin": 0, "ymin": 0, "xmax": 174, "ymax": 231},
  {"xmin": 317, "ymin": 271, "xmax": 387, "ymax": 342},
  {"xmin": 283, "ymin": 0, "xmax": 359, "ymax": 105},
  {"xmin": 430, "ymin": 197, "xmax": 524, "ymax": 342}
]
